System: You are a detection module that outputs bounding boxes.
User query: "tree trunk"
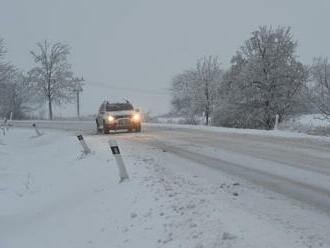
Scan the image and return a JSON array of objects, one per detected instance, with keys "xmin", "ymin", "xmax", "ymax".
[
  {"xmin": 205, "ymin": 82, "xmax": 210, "ymax": 126},
  {"xmin": 48, "ymin": 98, "xmax": 53, "ymax": 120},
  {"xmin": 205, "ymin": 110, "xmax": 209, "ymax": 125},
  {"xmin": 47, "ymin": 78, "xmax": 53, "ymax": 120},
  {"xmin": 76, "ymin": 91, "xmax": 80, "ymax": 119}
]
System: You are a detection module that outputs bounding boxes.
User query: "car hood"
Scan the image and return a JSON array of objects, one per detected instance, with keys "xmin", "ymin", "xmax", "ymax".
[{"xmin": 105, "ymin": 110, "xmax": 134, "ymax": 116}]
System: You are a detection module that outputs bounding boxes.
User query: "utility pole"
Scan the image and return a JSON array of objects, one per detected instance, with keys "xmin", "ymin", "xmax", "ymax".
[{"xmin": 73, "ymin": 84, "xmax": 83, "ymax": 119}]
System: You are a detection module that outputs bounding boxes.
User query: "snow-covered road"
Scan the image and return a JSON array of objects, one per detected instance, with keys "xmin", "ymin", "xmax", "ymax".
[
  {"xmin": 133, "ymin": 126, "xmax": 330, "ymax": 214},
  {"xmin": 13, "ymin": 120, "xmax": 330, "ymax": 214},
  {"xmin": 5, "ymin": 120, "xmax": 330, "ymax": 247}
]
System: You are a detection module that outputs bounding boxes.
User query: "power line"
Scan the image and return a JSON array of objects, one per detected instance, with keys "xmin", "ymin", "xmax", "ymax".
[{"xmin": 89, "ymin": 81, "xmax": 170, "ymax": 95}]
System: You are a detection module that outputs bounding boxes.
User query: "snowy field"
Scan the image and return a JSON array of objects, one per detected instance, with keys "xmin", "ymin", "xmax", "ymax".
[
  {"xmin": 1, "ymin": 126, "xmax": 330, "ymax": 247},
  {"xmin": 295, "ymin": 114, "xmax": 330, "ymax": 127},
  {"xmin": 155, "ymin": 114, "xmax": 330, "ymax": 137},
  {"xmin": 281, "ymin": 114, "xmax": 330, "ymax": 136}
]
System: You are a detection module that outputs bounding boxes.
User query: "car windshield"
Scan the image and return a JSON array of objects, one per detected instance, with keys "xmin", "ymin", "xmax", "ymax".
[{"xmin": 106, "ymin": 103, "xmax": 133, "ymax": 111}]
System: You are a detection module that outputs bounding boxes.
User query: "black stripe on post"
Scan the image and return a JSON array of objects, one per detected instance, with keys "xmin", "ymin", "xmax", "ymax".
[{"xmin": 110, "ymin": 146, "xmax": 120, "ymax": 155}]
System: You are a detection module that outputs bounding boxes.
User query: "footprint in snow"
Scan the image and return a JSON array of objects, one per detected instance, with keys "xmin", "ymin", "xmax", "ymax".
[
  {"xmin": 222, "ymin": 232, "xmax": 237, "ymax": 240},
  {"xmin": 130, "ymin": 213, "xmax": 137, "ymax": 218}
]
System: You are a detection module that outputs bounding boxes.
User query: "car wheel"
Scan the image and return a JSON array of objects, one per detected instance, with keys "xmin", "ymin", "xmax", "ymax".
[
  {"xmin": 96, "ymin": 120, "xmax": 101, "ymax": 133},
  {"xmin": 102, "ymin": 121, "xmax": 109, "ymax": 134},
  {"xmin": 136, "ymin": 124, "xmax": 141, "ymax": 132}
]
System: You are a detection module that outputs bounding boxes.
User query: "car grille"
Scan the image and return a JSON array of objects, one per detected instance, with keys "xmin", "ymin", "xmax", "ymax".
[
  {"xmin": 115, "ymin": 115, "xmax": 131, "ymax": 119},
  {"xmin": 117, "ymin": 118, "xmax": 130, "ymax": 126}
]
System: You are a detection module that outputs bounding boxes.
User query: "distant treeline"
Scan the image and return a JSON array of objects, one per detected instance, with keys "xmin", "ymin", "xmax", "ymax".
[
  {"xmin": 0, "ymin": 39, "xmax": 83, "ymax": 120},
  {"xmin": 170, "ymin": 26, "xmax": 330, "ymax": 129}
]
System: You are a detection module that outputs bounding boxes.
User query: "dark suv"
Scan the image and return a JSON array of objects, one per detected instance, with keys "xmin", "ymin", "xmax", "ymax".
[{"xmin": 96, "ymin": 101, "xmax": 141, "ymax": 134}]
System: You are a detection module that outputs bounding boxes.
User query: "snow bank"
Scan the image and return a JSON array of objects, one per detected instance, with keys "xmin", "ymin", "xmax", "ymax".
[
  {"xmin": 294, "ymin": 114, "xmax": 330, "ymax": 127},
  {"xmin": 144, "ymin": 121, "xmax": 330, "ymax": 143},
  {"xmin": 2, "ymin": 128, "xmax": 330, "ymax": 247},
  {"xmin": 0, "ymin": 129, "xmax": 164, "ymax": 248},
  {"xmin": 281, "ymin": 114, "xmax": 330, "ymax": 136},
  {"xmin": 151, "ymin": 113, "xmax": 330, "ymax": 138}
]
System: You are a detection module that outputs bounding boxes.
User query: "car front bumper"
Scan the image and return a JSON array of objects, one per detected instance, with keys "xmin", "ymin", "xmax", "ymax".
[{"xmin": 104, "ymin": 118, "xmax": 140, "ymax": 130}]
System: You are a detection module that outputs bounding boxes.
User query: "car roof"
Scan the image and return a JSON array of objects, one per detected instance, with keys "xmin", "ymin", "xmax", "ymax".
[
  {"xmin": 102, "ymin": 100, "xmax": 132, "ymax": 105},
  {"xmin": 102, "ymin": 101, "xmax": 134, "ymax": 111}
]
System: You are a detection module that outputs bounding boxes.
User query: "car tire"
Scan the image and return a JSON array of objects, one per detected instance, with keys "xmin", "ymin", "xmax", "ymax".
[
  {"xmin": 96, "ymin": 120, "xmax": 101, "ymax": 133},
  {"xmin": 136, "ymin": 124, "xmax": 141, "ymax": 132},
  {"xmin": 102, "ymin": 121, "xmax": 109, "ymax": 134}
]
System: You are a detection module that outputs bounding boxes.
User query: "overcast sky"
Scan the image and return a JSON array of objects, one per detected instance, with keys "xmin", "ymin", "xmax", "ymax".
[{"xmin": 1, "ymin": 0, "xmax": 330, "ymax": 116}]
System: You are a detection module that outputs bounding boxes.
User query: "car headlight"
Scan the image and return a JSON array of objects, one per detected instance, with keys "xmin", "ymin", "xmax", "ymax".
[
  {"xmin": 107, "ymin": 115, "xmax": 114, "ymax": 122},
  {"xmin": 132, "ymin": 113, "xmax": 140, "ymax": 121}
]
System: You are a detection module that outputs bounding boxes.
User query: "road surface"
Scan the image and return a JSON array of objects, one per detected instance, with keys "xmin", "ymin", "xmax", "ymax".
[{"xmin": 13, "ymin": 120, "xmax": 330, "ymax": 215}]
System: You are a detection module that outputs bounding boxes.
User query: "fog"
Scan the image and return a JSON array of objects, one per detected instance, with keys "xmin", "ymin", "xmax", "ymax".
[{"xmin": 1, "ymin": 0, "xmax": 329, "ymax": 116}]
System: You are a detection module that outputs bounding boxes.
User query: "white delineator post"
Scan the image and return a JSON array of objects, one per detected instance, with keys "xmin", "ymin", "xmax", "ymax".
[
  {"xmin": 1, "ymin": 123, "xmax": 5, "ymax": 136},
  {"xmin": 7, "ymin": 112, "xmax": 13, "ymax": 130},
  {"xmin": 77, "ymin": 135, "xmax": 91, "ymax": 154},
  {"xmin": 2, "ymin": 118, "xmax": 8, "ymax": 135},
  {"xmin": 108, "ymin": 140, "xmax": 129, "ymax": 182},
  {"xmin": 274, "ymin": 114, "xmax": 279, "ymax": 130},
  {"xmin": 32, "ymin": 123, "xmax": 42, "ymax": 136}
]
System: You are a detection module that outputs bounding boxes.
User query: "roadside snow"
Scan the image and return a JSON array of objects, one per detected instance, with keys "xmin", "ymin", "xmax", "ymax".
[
  {"xmin": 144, "ymin": 122, "xmax": 330, "ymax": 143},
  {"xmin": 13, "ymin": 118, "xmax": 330, "ymax": 141},
  {"xmin": 1, "ymin": 128, "xmax": 329, "ymax": 247},
  {"xmin": 281, "ymin": 114, "xmax": 330, "ymax": 136},
  {"xmin": 1, "ymin": 129, "xmax": 164, "ymax": 247},
  {"xmin": 292, "ymin": 114, "xmax": 330, "ymax": 127},
  {"xmin": 154, "ymin": 113, "xmax": 330, "ymax": 138}
]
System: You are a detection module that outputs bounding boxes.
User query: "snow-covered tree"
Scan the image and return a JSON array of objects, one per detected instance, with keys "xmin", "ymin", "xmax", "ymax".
[
  {"xmin": 0, "ymin": 38, "xmax": 14, "ymax": 118},
  {"xmin": 171, "ymin": 69, "xmax": 201, "ymax": 124},
  {"xmin": 0, "ymin": 38, "xmax": 12, "ymax": 85},
  {"xmin": 215, "ymin": 26, "xmax": 308, "ymax": 129},
  {"xmin": 28, "ymin": 40, "xmax": 83, "ymax": 120},
  {"xmin": 195, "ymin": 56, "xmax": 222, "ymax": 125},
  {"xmin": 0, "ymin": 70, "xmax": 36, "ymax": 119},
  {"xmin": 170, "ymin": 56, "xmax": 222, "ymax": 125},
  {"xmin": 0, "ymin": 38, "xmax": 39, "ymax": 119},
  {"xmin": 309, "ymin": 57, "xmax": 330, "ymax": 120}
]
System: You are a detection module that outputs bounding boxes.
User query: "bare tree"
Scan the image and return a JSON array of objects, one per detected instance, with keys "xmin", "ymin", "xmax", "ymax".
[
  {"xmin": 309, "ymin": 57, "xmax": 330, "ymax": 120},
  {"xmin": 28, "ymin": 40, "xmax": 83, "ymax": 120},
  {"xmin": 170, "ymin": 69, "xmax": 201, "ymax": 124},
  {"xmin": 170, "ymin": 56, "xmax": 222, "ymax": 125},
  {"xmin": 0, "ymin": 38, "xmax": 40, "ymax": 119},
  {"xmin": 0, "ymin": 39, "xmax": 12, "ymax": 84},
  {"xmin": 216, "ymin": 26, "xmax": 308, "ymax": 129},
  {"xmin": 0, "ymin": 69, "xmax": 37, "ymax": 119},
  {"xmin": 0, "ymin": 38, "xmax": 14, "ymax": 118},
  {"xmin": 196, "ymin": 56, "xmax": 222, "ymax": 125}
]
